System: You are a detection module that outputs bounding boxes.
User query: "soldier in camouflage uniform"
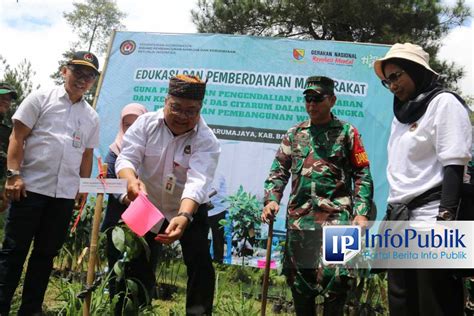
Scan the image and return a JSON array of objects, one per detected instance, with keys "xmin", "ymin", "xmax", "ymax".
[
  {"xmin": 0, "ymin": 83, "xmax": 17, "ymax": 212},
  {"xmin": 262, "ymin": 76, "xmax": 373, "ymax": 316}
]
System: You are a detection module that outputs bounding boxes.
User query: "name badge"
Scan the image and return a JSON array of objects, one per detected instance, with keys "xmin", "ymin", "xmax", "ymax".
[
  {"xmin": 72, "ymin": 129, "xmax": 82, "ymax": 148},
  {"xmin": 164, "ymin": 174, "xmax": 176, "ymax": 195}
]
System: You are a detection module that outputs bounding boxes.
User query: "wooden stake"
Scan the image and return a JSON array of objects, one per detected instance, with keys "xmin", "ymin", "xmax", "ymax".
[{"xmin": 83, "ymin": 163, "xmax": 107, "ymax": 316}]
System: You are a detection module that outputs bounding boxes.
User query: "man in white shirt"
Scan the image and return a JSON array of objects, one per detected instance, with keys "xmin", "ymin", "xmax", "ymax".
[
  {"xmin": 0, "ymin": 51, "xmax": 100, "ymax": 316},
  {"xmin": 116, "ymin": 74, "xmax": 221, "ymax": 315}
]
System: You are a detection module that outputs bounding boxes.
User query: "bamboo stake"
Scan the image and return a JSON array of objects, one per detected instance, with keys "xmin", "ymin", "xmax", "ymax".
[{"xmin": 83, "ymin": 163, "xmax": 107, "ymax": 316}]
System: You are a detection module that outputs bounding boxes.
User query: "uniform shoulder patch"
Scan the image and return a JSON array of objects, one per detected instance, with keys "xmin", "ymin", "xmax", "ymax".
[{"xmin": 350, "ymin": 128, "xmax": 369, "ymax": 168}]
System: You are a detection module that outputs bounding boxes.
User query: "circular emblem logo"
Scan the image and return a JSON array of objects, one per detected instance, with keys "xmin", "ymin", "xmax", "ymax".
[
  {"xmin": 83, "ymin": 53, "xmax": 94, "ymax": 62},
  {"xmin": 120, "ymin": 40, "xmax": 136, "ymax": 55}
]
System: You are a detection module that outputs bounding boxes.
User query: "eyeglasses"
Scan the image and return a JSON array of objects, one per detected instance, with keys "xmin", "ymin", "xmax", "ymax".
[
  {"xmin": 168, "ymin": 102, "xmax": 201, "ymax": 118},
  {"xmin": 68, "ymin": 66, "xmax": 98, "ymax": 82},
  {"xmin": 304, "ymin": 94, "xmax": 329, "ymax": 103},
  {"xmin": 381, "ymin": 70, "xmax": 405, "ymax": 89}
]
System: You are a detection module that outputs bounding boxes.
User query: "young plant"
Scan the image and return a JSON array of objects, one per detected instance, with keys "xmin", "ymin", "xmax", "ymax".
[
  {"xmin": 215, "ymin": 282, "xmax": 260, "ymax": 316},
  {"xmin": 110, "ymin": 225, "xmax": 152, "ymax": 312},
  {"xmin": 220, "ymin": 185, "xmax": 262, "ymax": 260}
]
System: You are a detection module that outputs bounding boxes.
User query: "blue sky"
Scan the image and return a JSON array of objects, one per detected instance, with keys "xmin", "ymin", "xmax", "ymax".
[{"xmin": 0, "ymin": 0, "xmax": 472, "ymax": 96}]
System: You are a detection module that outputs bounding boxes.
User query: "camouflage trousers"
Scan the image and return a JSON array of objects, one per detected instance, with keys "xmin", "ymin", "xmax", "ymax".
[{"xmin": 282, "ymin": 227, "xmax": 350, "ymax": 302}]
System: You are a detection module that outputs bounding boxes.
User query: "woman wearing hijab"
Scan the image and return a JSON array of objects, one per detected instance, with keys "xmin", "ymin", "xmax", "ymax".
[
  {"xmin": 100, "ymin": 103, "xmax": 149, "ymax": 313},
  {"xmin": 374, "ymin": 43, "xmax": 472, "ymax": 315}
]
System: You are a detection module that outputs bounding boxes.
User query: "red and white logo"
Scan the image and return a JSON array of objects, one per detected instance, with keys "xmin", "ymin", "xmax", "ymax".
[
  {"xmin": 83, "ymin": 53, "xmax": 94, "ymax": 62},
  {"xmin": 120, "ymin": 40, "xmax": 136, "ymax": 55}
]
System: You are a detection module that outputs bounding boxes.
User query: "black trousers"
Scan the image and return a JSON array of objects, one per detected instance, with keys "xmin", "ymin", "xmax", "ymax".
[
  {"xmin": 207, "ymin": 211, "xmax": 226, "ymax": 264},
  {"xmin": 0, "ymin": 192, "xmax": 74, "ymax": 315},
  {"xmin": 388, "ymin": 269, "xmax": 464, "ymax": 316},
  {"xmin": 179, "ymin": 204, "xmax": 215, "ymax": 315}
]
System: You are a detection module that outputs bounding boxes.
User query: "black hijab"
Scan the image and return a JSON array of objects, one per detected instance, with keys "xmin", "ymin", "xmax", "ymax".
[{"xmin": 382, "ymin": 58, "xmax": 442, "ymax": 124}]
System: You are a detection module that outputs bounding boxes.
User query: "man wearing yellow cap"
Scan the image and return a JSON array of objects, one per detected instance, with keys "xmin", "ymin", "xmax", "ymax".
[{"xmin": 0, "ymin": 51, "xmax": 100, "ymax": 315}]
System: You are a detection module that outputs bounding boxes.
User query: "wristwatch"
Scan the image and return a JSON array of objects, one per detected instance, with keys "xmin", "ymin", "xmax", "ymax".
[
  {"xmin": 177, "ymin": 212, "xmax": 193, "ymax": 223},
  {"xmin": 436, "ymin": 209, "xmax": 455, "ymax": 221},
  {"xmin": 6, "ymin": 169, "xmax": 20, "ymax": 178}
]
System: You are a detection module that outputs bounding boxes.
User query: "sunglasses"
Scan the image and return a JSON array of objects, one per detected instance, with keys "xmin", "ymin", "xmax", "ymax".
[
  {"xmin": 304, "ymin": 94, "xmax": 329, "ymax": 103},
  {"xmin": 68, "ymin": 66, "xmax": 98, "ymax": 82},
  {"xmin": 381, "ymin": 70, "xmax": 405, "ymax": 89}
]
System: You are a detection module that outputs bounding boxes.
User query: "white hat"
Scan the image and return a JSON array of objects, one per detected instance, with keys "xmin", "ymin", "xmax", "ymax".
[{"xmin": 374, "ymin": 43, "xmax": 438, "ymax": 80}]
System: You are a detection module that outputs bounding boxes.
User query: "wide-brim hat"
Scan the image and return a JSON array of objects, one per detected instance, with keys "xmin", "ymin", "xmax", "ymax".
[
  {"xmin": 67, "ymin": 51, "xmax": 100, "ymax": 75},
  {"xmin": 374, "ymin": 43, "xmax": 438, "ymax": 80}
]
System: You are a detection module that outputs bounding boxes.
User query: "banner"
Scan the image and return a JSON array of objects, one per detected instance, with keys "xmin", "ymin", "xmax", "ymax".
[{"xmin": 95, "ymin": 32, "xmax": 392, "ymax": 267}]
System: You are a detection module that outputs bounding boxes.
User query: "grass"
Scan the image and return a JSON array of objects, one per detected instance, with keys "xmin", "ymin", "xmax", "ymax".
[{"xmin": 35, "ymin": 261, "xmax": 296, "ymax": 315}]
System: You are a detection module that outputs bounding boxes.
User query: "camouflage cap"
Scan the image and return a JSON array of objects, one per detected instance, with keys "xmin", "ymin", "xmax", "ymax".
[
  {"xmin": 303, "ymin": 76, "xmax": 334, "ymax": 95},
  {"xmin": 67, "ymin": 51, "xmax": 100, "ymax": 74},
  {"xmin": 168, "ymin": 74, "xmax": 206, "ymax": 101},
  {"xmin": 0, "ymin": 82, "xmax": 18, "ymax": 100}
]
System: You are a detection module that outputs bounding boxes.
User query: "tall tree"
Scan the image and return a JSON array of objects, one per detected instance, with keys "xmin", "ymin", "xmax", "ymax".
[
  {"xmin": 50, "ymin": 47, "xmax": 77, "ymax": 86},
  {"xmin": 192, "ymin": 0, "xmax": 471, "ymax": 91},
  {"xmin": 0, "ymin": 55, "xmax": 40, "ymax": 118},
  {"xmin": 51, "ymin": 0, "xmax": 126, "ymax": 104},
  {"xmin": 64, "ymin": 0, "xmax": 126, "ymax": 54}
]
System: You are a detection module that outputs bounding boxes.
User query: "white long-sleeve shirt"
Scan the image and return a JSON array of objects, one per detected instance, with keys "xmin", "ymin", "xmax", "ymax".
[
  {"xmin": 387, "ymin": 93, "xmax": 472, "ymax": 220},
  {"xmin": 116, "ymin": 109, "xmax": 221, "ymax": 220}
]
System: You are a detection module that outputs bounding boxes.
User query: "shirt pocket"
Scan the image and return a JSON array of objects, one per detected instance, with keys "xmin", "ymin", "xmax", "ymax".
[
  {"xmin": 173, "ymin": 155, "xmax": 190, "ymax": 187},
  {"xmin": 291, "ymin": 146, "xmax": 310, "ymax": 175}
]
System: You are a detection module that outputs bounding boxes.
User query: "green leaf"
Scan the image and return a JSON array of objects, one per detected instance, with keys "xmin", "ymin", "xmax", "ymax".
[
  {"xmin": 113, "ymin": 260, "xmax": 124, "ymax": 279},
  {"xmin": 126, "ymin": 279, "xmax": 139, "ymax": 296},
  {"xmin": 124, "ymin": 230, "xmax": 142, "ymax": 260},
  {"xmin": 112, "ymin": 226, "xmax": 125, "ymax": 252},
  {"xmin": 123, "ymin": 298, "xmax": 137, "ymax": 314}
]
